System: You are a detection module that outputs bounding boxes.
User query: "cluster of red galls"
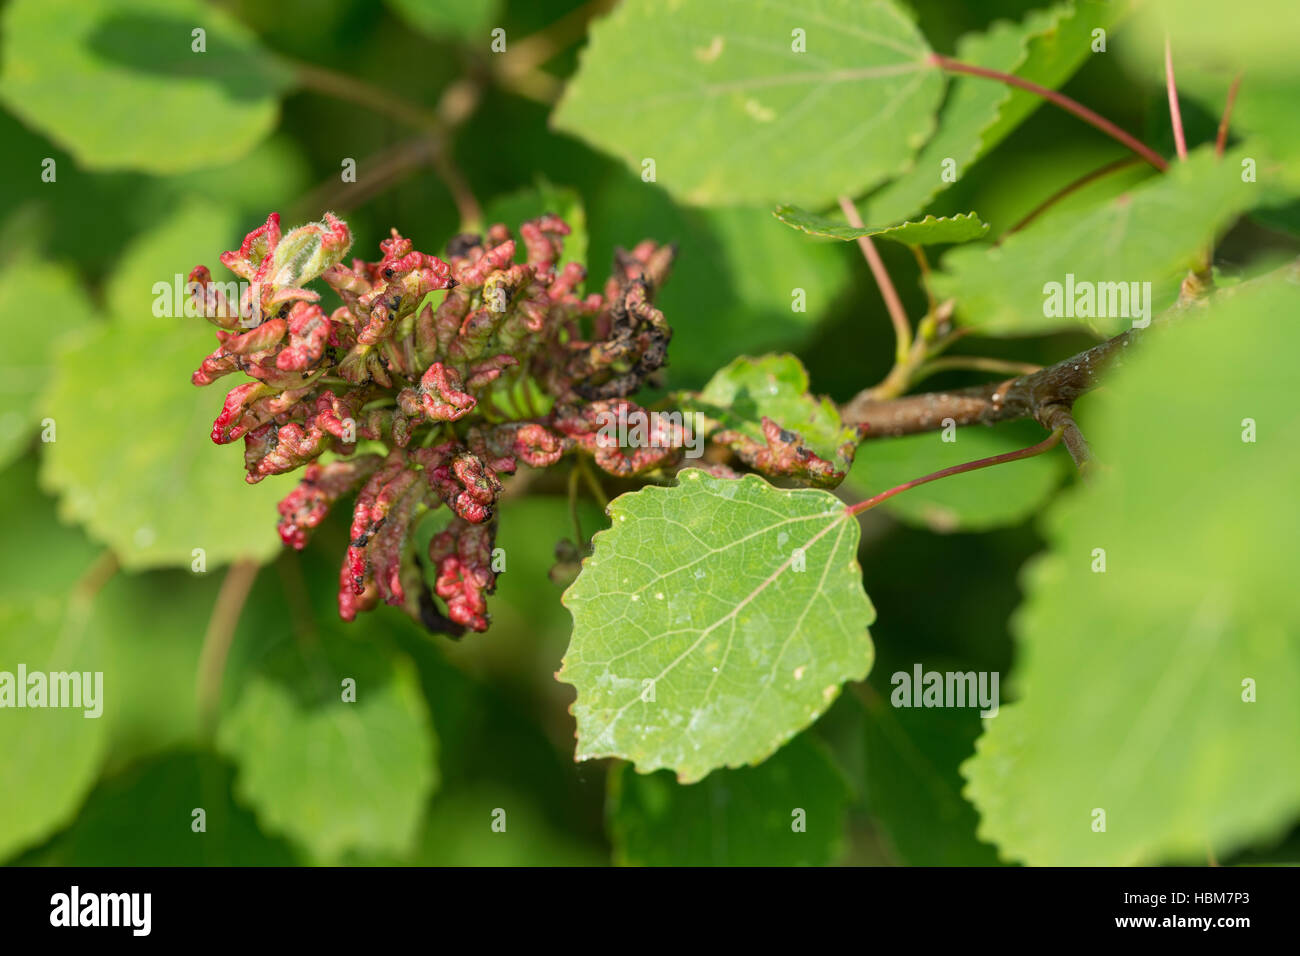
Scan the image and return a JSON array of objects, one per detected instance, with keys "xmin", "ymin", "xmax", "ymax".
[{"xmin": 188, "ymin": 211, "xmax": 675, "ymax": 634}]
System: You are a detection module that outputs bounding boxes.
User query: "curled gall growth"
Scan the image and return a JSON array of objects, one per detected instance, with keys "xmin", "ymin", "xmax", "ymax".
[{"xmin": 189, "ymin": 211, "xmax": 676, "ymax": 635}]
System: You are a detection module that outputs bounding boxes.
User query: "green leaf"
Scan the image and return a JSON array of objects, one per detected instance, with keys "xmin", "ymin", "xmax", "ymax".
[
  {"xmin": 141, "ymin": 134, "xmax": 315, "ymax": 223},
  {"xmin": 14, "ymin": 751, "xmax": 299, "ymax": 866},
  {"xmin": 0, "ymin": 0, "xmax": 292, "ymax": 174},
  {"xmin": 774, "ymin": 206, "xmax": 988, "ymax": 245},
  {"xmin": 843, "ymin": 420, "xmax": 1064, "ymax": 532},
  {"xmin": 1223, "ymin": 87, "xmax": 1300, "ymax": 197},
  {"xmin": 685, "ymin": 353, "xmax": 862, "ymax": 475},
  {"xmin": 93, "ymin": 567, "xmax": 302, "ymax": 772},
  {"xmin": 217, "ymin": 658, "xmax": 438, "ymax": 862},
  {"xmin": 864, "ymin": 1, "xmax": 1127, "ymax": 224},
  {"xmin": 353, "ymin": 787, "xmax": 605, "ymax": 866},
  {"xmin": 1177, "ymin": 71, "xmax": 1300, "ymax": 199},
  {"xmin": 482, "ymin": 179, "xmax": 588, "ymax": 276},
  {"xmin": 107, "ymin": 196, "xmax": 245, "ymax": 323},
  {"xmin": 973, "ymin": 1, "xmax": 1129, "ymax": 163},
  {"xmin": 963, "ymin": 277, "xmax": 1300, "ymax": 865},
  {"xmin": 40, "ymin": 318, "xmax": 290, "ymax": 569},
  {"xmin": 864, "ymin": 3, "xmax": 1061, "ymax": 222},
  {"xmin": 857, "ymin": 687, "xmax": 1000, "ymax": 865},
  {"xmin": 3, "ymin": 452, "xmax": 294, "ymax": 792},
  {"xmin": 560, "ymin": 470, "xmax": 875, "ymax": 783},
  {"xmin": 0, "ymin": 457, "xmax": 119, "ymax": 862},
  {"xmin": 0, "ymin": 597, "xmax": 109, "ymax": 862},
  {"xmin": 0, "ymin": 118, "xmax": 310, "ymax": 277},
  {"xmin": 40, "ymin": 200, "xmax": 290, "ymax": 570},
  {"xmin": 553, "ymin": 0, "xmax": 943, "ymax": 207},
  {"xmin": 1122, "ymin": 0, "xmax": 1296, "ymax": 84},
  {"xmin": 385, "ymin": 0, "xmax": 501, "ymax": 44},
  {"xmin": 0, "ymin": 456, "xmax": 102, "ymax": 602},
  {"xmin": 0, "ymin": 460, "xmax": 280, "ymax": 858},
  {"xmin": 0, "ymin": 254, "xmax": 96, "ymax": 469},
  {"xmin": 955, "ymin": 144, "xmax": 1157, "ymax": 246},
  {"xmin": 931, "ymin": 146, "xmax": 1263, "ymax": 336},
  {"xmin": 608, "ymin": 733, "xmax": 850, "ymax": 865}
]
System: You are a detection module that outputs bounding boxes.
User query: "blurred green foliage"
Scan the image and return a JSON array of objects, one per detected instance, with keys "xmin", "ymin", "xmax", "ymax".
[{"xmin": 1, "ymin": 0, "xmax": 1296, "ymax": 867}]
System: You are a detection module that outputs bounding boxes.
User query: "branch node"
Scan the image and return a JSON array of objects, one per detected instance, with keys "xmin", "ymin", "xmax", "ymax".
[{"xmin": 1036, "ymin": 402, "xmax": 1092, "ymax": 475}]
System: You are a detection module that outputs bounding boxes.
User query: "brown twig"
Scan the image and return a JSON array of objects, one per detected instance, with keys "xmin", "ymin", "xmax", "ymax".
[
  {"xmin": 843, "ymin": 330, "xmax": 1137, "ymax": 438},
  {"xmin": 291, "ymin": 136, "xmax": 441, "ymax": 221},
  {"xmin": 288, "ymin": 60, "xmax": 484, "ymax": 228},
  {"xmin": 911, "ymin": 245, "xmax": 936, "ymax": 316},
  {"xmin": 429, "ymin": 144, "xmax": 484, "ymax": 230},
  {"xmin": 1215, "ymin": 74, "xmax": 1242, "ymax": 158},
  {"xmin": 47, "ymin": 550, "xmax": 121, "ymax": 661},
  {"xmin": 1002, "ymin": 156, "xmax": 1140, "ymax": 240},
  {"xmin": 1036, "ymin": 403, "xmax": 1092, "ymax": 474},
  {"xmin": 567, "ymin": 463, "xmax": 585, "ymax": 545},
  {"xmin": 838, "ymin": 195, "xmax": 912, "ymax": 361},
  {"xmin": 576, "ymin": 453, "xmax": 610, "ymax": 510},
  {"xmin": 73, "ymin": 550, "xmax": 120, "ymax": 603},
  {"xmin": 846, "ymin": 428, "xmax": 1064, "ymax": 517},
  {"xmin": 841, "ymin": 257, "xmax": 1300, "ymax": 447},
  {"xmin": 931, "ymin": 54, "xmax": 1169, "ymax": 172},
  {"xmin": 1164, "ymin": 37, "xmax": 1188, "ymax": 161},
  {"xmin": 500, "ymin": 0, "xmax": 616, "ymax": 75},
  {"xmin": 196, "ymin": 559, "xmax": 262, "ymax": 736},
  {"xmin": 912, "ymin": 355, "xmax": 1043, "ymax": 383},
  {"xmin": 496, "ymin": 68, "xmax": 562, "ymax": 105},
  {"xmin": 489, "ymin": 0, "xmax": 617, "ymax": 105},
  {"xmin": 290, "ymin": 60, "xmax": 445, "ymax": 131}
]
